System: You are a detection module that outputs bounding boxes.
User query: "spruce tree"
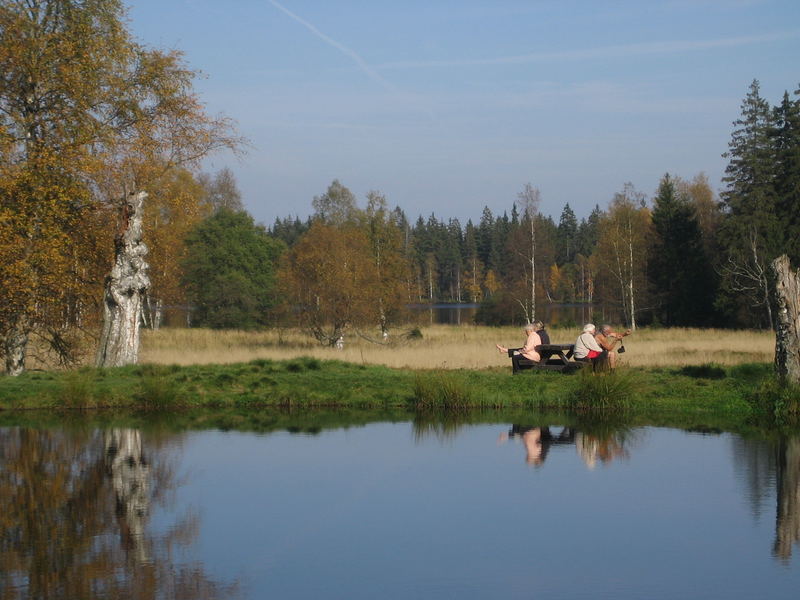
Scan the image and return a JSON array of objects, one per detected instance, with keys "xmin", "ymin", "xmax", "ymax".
[
  {"xmin": 773, "ymin": 87, "xmax": 800, "ymax": 263},
  {"xmin": 557, "ymin": 203, "xmax": 578, "ymax": 265},
  {"xmin": 650, "ymin": 174, "xmax": 715, "ymax": 325}
]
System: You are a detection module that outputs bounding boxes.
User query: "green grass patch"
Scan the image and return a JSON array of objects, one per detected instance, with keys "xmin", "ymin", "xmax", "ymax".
[{"xmin": 0, "ymin": 358, "xmax": 793, "ymax": 427}]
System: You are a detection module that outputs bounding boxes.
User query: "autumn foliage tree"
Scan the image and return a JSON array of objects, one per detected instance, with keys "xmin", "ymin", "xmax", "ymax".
[
  {"xmin": 279, "ymin": 222, "xmax": 380, "ymax": 346},
  {"xmin": 0, "ymin": 0, "xmax": 238, "ymax": 374}
]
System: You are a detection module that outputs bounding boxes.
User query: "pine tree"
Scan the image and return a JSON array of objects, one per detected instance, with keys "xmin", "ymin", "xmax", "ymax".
[
  {"xmin": 718, "ymin": 80, "xmax": 785, "ymax": 327},
  {"xmin": 556, "ymin": 203, "xmax": 578, "ymax": 265},
  {"xmin": 773, "ymin": 87, "xmax": 800, "ymax": 263}
]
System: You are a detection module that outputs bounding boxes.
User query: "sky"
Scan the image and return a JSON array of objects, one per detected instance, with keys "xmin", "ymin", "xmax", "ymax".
[{"xmin": 127, "ymin": 0, "xmax": 800, "ymax": 225}]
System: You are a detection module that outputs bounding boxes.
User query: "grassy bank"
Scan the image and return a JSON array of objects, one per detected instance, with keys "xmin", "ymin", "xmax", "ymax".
[{"xmin": 1, "ymin": 357, "xmax": 795, "ymax": 425}]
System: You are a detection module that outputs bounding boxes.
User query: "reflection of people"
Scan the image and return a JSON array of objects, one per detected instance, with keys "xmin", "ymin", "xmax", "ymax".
[
  {"xmin": 573, "ymin": 323, "xmax": 605, "ymax": 364},
  {"xmin": 498, "ymin": 425, "xmax": 575, "ymax": 466},
  {"xmin": 496, "ymin": 323, "xmax": 542, "ymax": 366},
  {"xmin": 595, "ymin": 324, "xmax": 631, "ymax": 369},
  {"xmin": 576, "ymin": 432, "xmax": 629, "ymax": 469}
]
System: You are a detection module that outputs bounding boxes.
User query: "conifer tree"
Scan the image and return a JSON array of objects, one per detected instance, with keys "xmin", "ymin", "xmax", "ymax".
[{"xmin": 650, "ymin": 174, "xmax": 715, "ymax": 325}]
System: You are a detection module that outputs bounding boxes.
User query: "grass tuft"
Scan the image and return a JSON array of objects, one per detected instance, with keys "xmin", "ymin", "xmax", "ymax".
[
  {"xmin": 58, "ymin": 368, "xmax": 96, "ymax": 409},
  {"xmin": 413, "ymin": 370, "xmax": 472, "ymax": 410},
  {"xmin": 747, "ymin": 379, "xmax": 800, "ymax": 424},
  {"xmin": 567, "ymin": 368, "xmax": 639, "ymax": 412},
  {"xmin": 135, "ymin": 365, "xmax": 184, "ymax": 410}
]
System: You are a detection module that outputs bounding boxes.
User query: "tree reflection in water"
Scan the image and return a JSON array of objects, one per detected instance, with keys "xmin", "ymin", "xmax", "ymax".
[
  {"xmin": 774, "ymin": 437, "xmax": 800, "ymax": 562},
  {"xmin": 0, "ymin": 427, "xmax": 236, "ymax": 600},
  {"xmin": 732, "ymin": 433, "xmax": 800, "ymax": 562}
]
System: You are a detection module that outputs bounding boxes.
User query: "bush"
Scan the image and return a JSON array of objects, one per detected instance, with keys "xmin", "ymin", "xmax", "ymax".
[
  {"xmin": 567, "ymin": 367, "xmax": 639, "ymax": 412},
  {"xmin": 136, "ymin": 365, "xmax": 184, "ymax": 410},
  {"xmin": 413, "ymin": 371, "xmax": 472, "ymax": 410},
  {"xmin": 748, "ymin": 379, "xmax": 800, "ymax": 423},
  {"xmin": 58, "ymin": 369, "xmax": 96, "ymax": 409}
]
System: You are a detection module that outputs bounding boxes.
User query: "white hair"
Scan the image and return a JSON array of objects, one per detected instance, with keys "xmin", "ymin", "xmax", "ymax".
[{"xmin": 583, "ymin": 323, "xmax": 596, "ymax": 333}]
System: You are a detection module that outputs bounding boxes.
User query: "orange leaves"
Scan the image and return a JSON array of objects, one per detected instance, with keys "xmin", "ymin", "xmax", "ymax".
[{"xmin": 279, "ymin": 222, "xmax": 381, "ymax": 343}]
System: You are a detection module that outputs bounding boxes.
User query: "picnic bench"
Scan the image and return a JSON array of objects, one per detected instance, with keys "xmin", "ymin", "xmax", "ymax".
[{"xmin": 507, "ymin": 343, "xmax": 589, "ymax": 374}]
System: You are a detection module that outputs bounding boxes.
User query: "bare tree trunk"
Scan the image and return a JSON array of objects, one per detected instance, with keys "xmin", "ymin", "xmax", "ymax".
[
  {"xmin": 773, "ymin": 255, "xmax": 800, "ymax": 385},
  {"xmin": 628, "ymin": 229, "xmax": 637, "ymax": 331},
  {"xmin": 96, "ymin": 191, "xmax": 150, "ymax": 368},
  {"xmin": 3, "ymin": 315, "xmax": 30, "ymax": 376}
]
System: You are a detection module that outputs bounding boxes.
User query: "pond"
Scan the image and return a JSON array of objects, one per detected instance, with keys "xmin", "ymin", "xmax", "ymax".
[{"xmin": 1, "ymin": 415, "xmax": 799, "ymax": 599}]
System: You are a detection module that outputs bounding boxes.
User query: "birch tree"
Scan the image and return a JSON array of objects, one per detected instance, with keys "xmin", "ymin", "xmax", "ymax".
[
  {"xmin": 595, "ymin": 184, "xmax": 651, "ymax": 330},
  {"xmin": 0, "ymin": 0, "xmax": 239, "ymax": 373},
  {"xmin": 516, "ymin": 183, "xmax": 540, "ymax": 322}
]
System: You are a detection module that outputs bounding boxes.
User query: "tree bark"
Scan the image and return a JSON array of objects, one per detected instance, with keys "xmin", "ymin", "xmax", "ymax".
[
  {"xmin": 772, "ymin": 255, "xmax": 800, "ymax": 385},
  {"xmin": 3, "ymin": 315, "xmax": 30, "ymax": 376},
  {"xmin": 96, "ymin": 191, "xmax": 150, "ymax": 367}
]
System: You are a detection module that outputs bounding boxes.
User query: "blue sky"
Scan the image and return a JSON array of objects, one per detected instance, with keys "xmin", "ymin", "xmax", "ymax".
[{"xmin": 127, "ymin": 0, "xmax": 800, "ymax": 225}]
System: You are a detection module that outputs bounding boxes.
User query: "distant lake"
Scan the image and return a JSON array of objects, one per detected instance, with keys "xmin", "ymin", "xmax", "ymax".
[
  {"xmin": 2, "ymin": 416, "xmax": 799, "ymax": 599},
  {"xmin": 409, "ymin": 302, "xmax": 615, "ymax": 326}
]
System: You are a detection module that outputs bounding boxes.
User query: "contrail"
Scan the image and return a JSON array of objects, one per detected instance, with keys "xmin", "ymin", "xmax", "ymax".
[
  {"xmin": 377, "ymin": 30, "xmax": 800, "ymax": 70},
  {"xmin": 267, "ymin": 0, "xmax": 395, "ymax": 91}
]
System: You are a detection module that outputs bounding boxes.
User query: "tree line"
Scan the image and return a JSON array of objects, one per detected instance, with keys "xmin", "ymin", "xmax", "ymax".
[{"xmin": 186, "ymin": 76, "xmax": 799, "ymax": 344}]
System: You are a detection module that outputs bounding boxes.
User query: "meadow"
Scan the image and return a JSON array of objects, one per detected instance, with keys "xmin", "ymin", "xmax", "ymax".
[{"xmin": 139, "ymin": 324, "xmax": 774, "ymax": 371}]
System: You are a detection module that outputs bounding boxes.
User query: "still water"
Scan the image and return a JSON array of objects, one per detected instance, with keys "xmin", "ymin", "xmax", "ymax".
[{"xmin": 1, "ymin": 417, "xmax": 799, "ymax": 599}]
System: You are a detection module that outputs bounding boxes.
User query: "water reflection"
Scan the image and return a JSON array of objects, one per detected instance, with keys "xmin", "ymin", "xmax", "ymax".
[
  {"xmin": 731, "ymin": 434, "xmax": 800, "ymax": 562},
  {"xmin": 775, "ymin": 437, "xmax": 800, "ymax": 561},
  {"xmin": 0, "ymin": 427, "xmax": 236, "ymax": 600},
  {"xmin": 498, "ymin": 424, "xmax": 633, "ymax": 468}
]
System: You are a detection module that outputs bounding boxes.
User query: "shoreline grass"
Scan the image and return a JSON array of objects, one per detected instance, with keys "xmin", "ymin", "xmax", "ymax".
[{"xmin": 1, "ymin": 356, "xmax": 793, "ymax": 426}]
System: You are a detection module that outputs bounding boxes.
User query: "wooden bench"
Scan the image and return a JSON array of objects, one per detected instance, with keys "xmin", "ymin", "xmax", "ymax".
[{"xmin": 507, "ymin": 344, "xmax": 589, "ymax": 374}]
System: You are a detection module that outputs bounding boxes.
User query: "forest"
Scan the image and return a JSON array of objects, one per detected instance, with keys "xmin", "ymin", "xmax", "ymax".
[{"xmin": 1, "ymin": 1, "xmax": 799, "ymax": 376}]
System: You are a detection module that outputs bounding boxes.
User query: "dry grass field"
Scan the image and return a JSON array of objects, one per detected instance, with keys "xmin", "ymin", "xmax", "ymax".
[{"xmin": 139, "ymin": 325, "xmax": 774, "ymax": 370}]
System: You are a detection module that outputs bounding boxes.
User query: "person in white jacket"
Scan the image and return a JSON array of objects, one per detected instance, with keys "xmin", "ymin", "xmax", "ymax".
[{"xmin": 573, "ymin": 323, "xmax": 604, "ymax": 362}]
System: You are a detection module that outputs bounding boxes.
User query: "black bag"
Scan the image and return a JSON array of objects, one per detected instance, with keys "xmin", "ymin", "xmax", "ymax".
[{"xmin": 618, "ymin": 344, "xmax": 626, "ymax": 354}]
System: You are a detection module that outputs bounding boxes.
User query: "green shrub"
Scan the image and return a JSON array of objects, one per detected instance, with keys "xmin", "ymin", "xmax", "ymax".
[
  {"xmin": 567, "ymin": 367, "xmax": 639, "ymax": 412},
  {"xmin": 405, "ymin": 327, "xmax": 423, "ymax": 340},
  {"xmin": 136, "ymin": 371, "xmax": 184, "ymax": 410},
  {"xmin": 58, "ymin": 369, "xmax": 96, "ymax": 409},
  {"xmin": 748, "ymin": 379, "xmax": 800, "ymax": 423},
  {"xmin": 413, "ymin": 371, "xmax": 472, "ymax": 410}
]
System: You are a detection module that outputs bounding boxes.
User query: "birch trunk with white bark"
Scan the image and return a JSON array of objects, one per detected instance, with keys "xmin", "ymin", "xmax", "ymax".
[
  {"xmin": 96, "ymin": 191, "xmax": 150, "ymax": 367},
  {"xmin": 3, "ymin": 315, "xmax": 30, "ymax": 376}
]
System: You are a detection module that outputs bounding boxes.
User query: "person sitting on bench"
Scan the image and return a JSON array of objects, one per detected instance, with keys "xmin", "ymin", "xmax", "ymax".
[
  {"xmin": 573, "ymin": 323, "xmax": 606, "ymax": 366},
  {"xmin": 595, "ymin": 324, "xmax": 631, "ymax": 369},
  {"xmin": 533, "ymin": 320, "xmax": 550, "ymax": 345},
  {"xmin": 496, "ymin": 323, "xmax": 541, "ymax": 371}
]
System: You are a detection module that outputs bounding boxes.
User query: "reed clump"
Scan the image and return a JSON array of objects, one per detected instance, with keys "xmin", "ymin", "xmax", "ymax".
[
  {"xmin": 567, "ymin": 367, "xmax": 640, "ymax": 412},
  {"xmin": 413, "ymin": 370, "xmax": 473, "ymax": 411},
  {"xmin": 134, "ymin": 365, "xmax": 185, "ymax": 411},
  {"xmin": 747, "ymin": 379, "xmax": 800, "ymax": 424},
  {"xmin": 57, "ymin": 368, "xmax": 96, "ymax": 409}
]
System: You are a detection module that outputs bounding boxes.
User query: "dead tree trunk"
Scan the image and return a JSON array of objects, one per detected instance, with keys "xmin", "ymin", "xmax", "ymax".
[
  {"xmin": 96, "ymin": 191, "xmax": 150, "ymax": 367},
  {"xmin": 772, "ymin": 254, "xmax": 800, "ymax": 385},
  {"xmin": 3, "ymin": 314, "xmax": 30, "ymax": 376}
]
